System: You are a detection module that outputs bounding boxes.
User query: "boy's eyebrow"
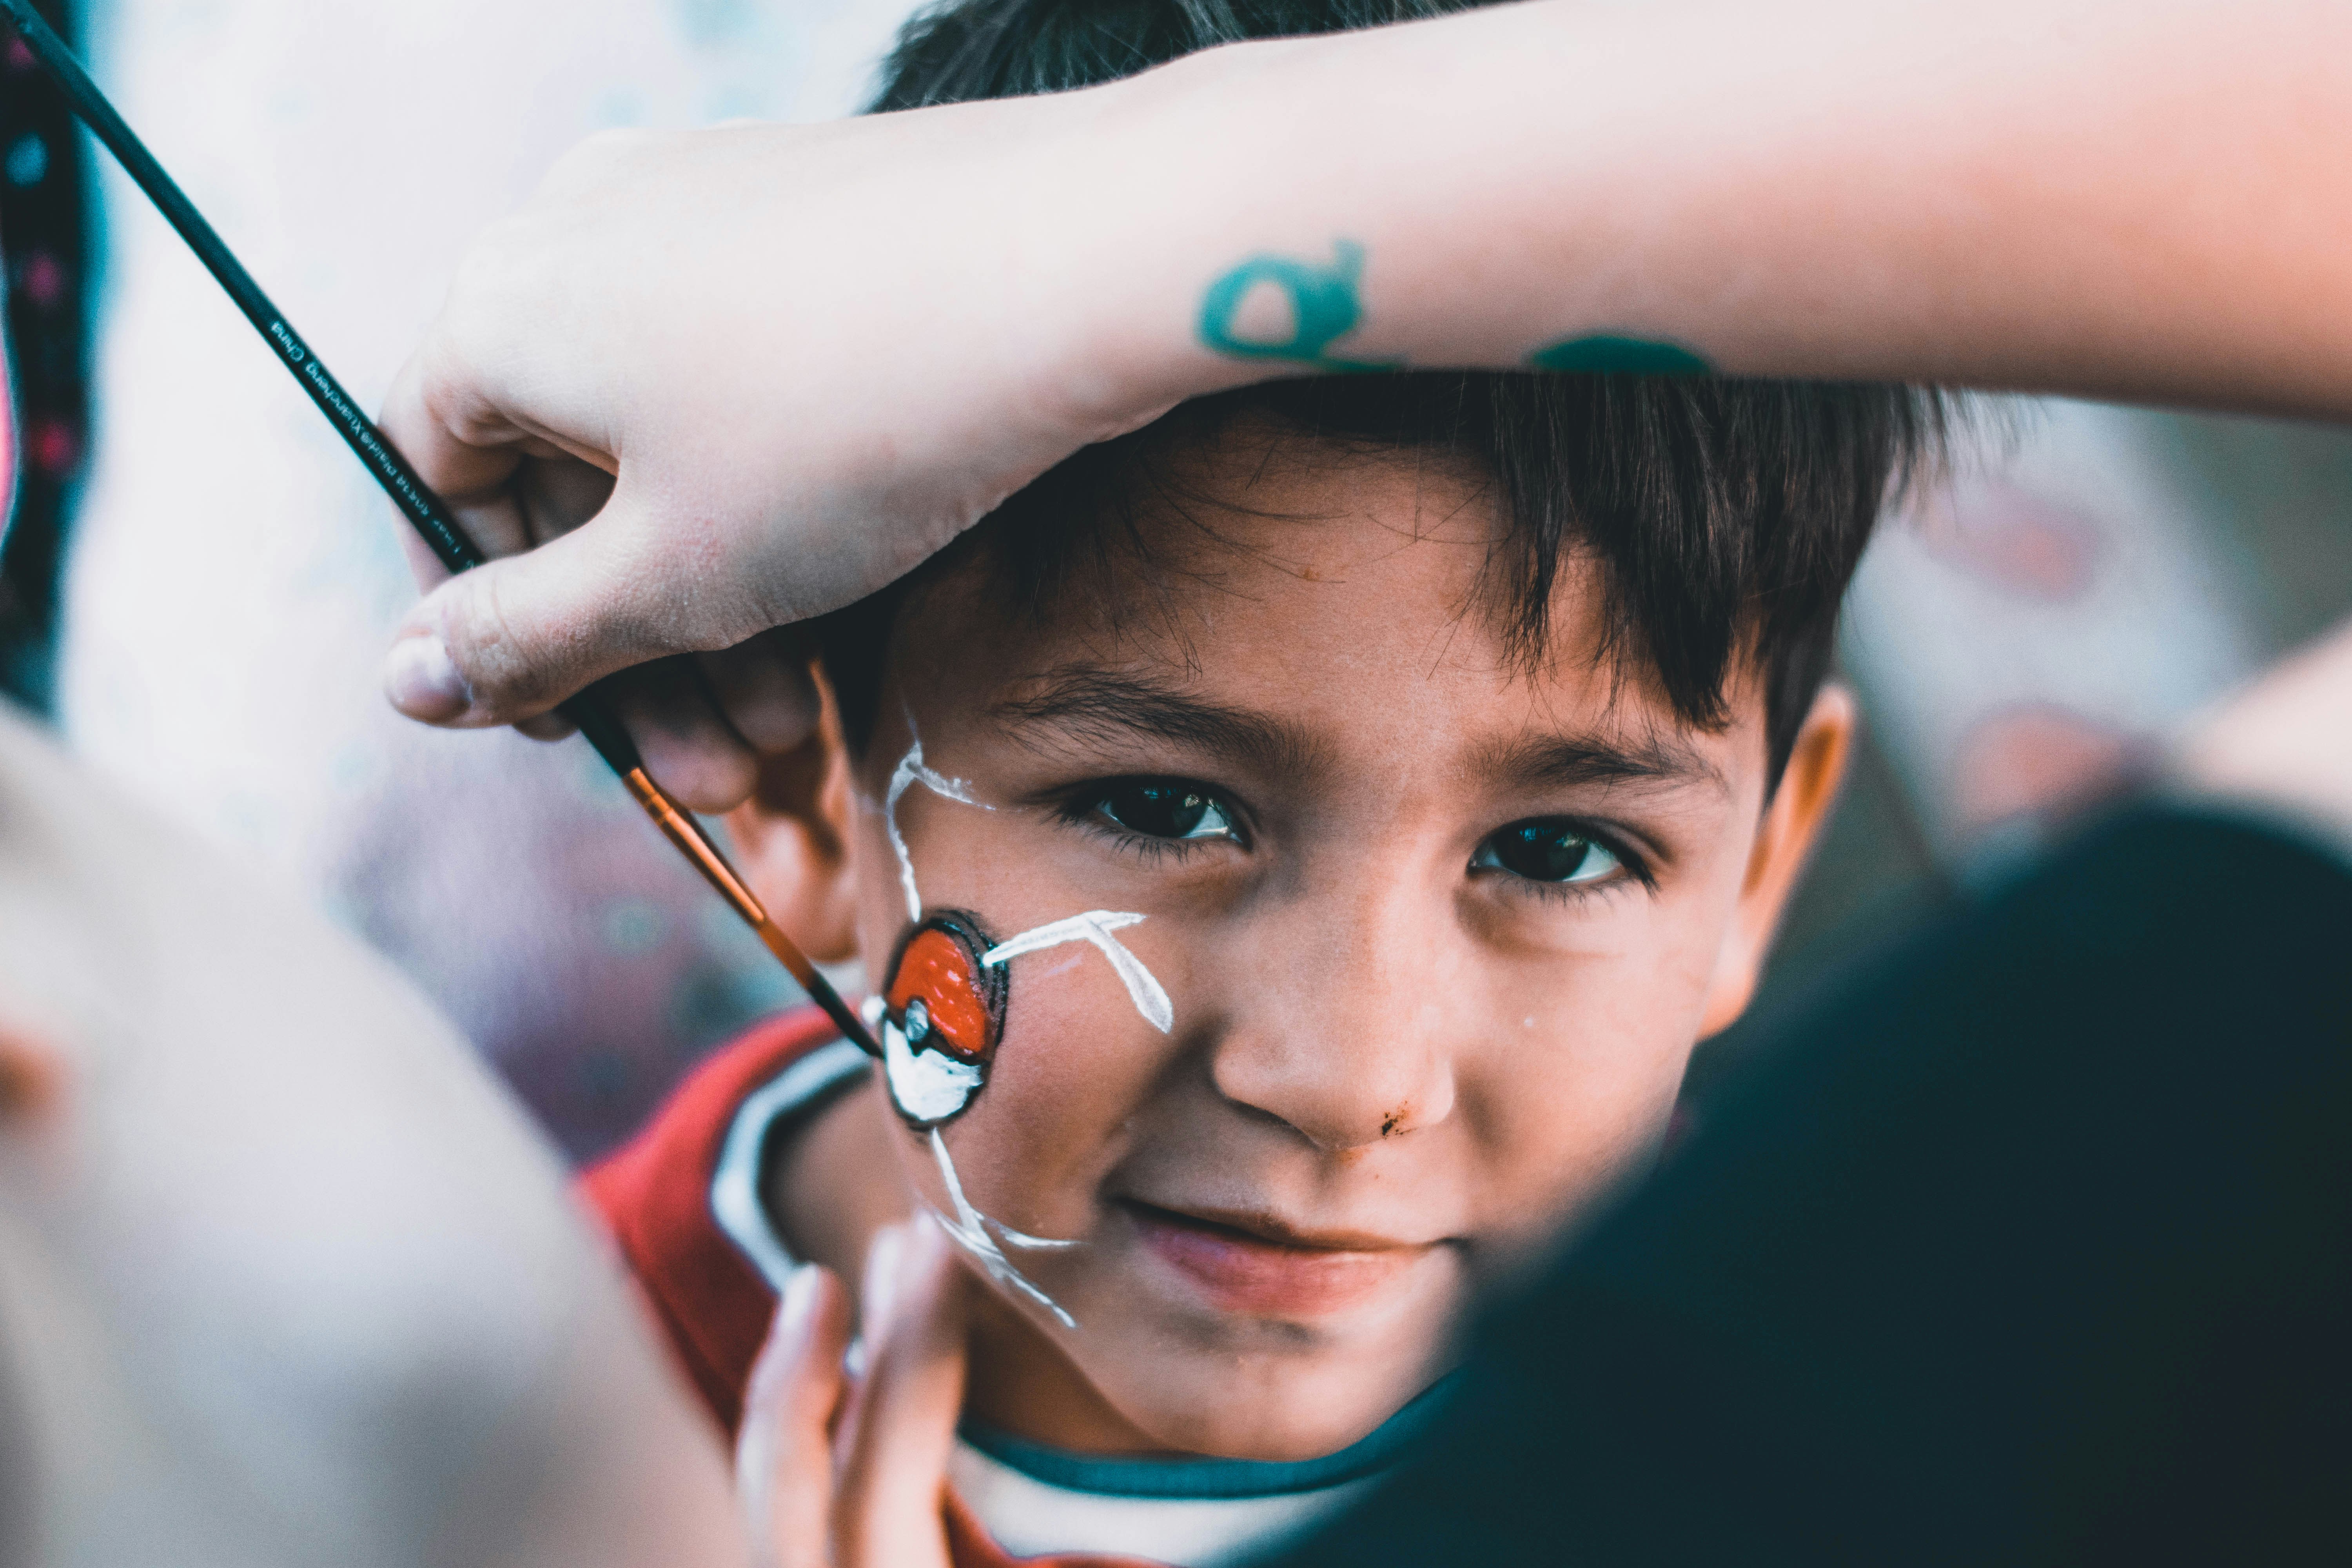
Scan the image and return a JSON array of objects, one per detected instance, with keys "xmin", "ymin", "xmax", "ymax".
[
  {"xmin": 1478, "ymin": 730, "xmax": 1729, "ymax": 796},
  {"xmin": 991, "ymin": 667, "xmax": 1320, "ymax": 777},
  {"xmin": 990, "ymin": 667, "xmax": 1723, "ymax": 795}
]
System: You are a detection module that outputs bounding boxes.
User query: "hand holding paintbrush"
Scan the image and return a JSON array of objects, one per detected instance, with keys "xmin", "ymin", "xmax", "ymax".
[{"xmin": 0, "ymin": 0, "xmax": 881, "ymax": 1059}]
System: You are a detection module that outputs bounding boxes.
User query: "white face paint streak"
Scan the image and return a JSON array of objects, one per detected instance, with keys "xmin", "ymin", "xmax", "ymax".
[
  {"xmin": 982, "ymin": 911, "xmax": 1174, "ymax": 1034},
  {"xmin": 994, "ymin": 1223, "xmax": 1081, "ymax": 1252},
  {"xmin": 883, "ymin": 738, "xmax": 988, "ymax": 922},
  {"xmin": 927, "ymin": 1130, "xmax": 1078, "ymax": 1329},
  {"xmin": 866, "ymin": 736, "xmax": 1109, "ymax": 1314}
]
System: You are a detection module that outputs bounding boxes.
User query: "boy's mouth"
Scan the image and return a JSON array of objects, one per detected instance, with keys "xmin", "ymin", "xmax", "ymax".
[{"xmin": 1120, "ymin": 1199, "xmax": 1436, "ymax": 1319}]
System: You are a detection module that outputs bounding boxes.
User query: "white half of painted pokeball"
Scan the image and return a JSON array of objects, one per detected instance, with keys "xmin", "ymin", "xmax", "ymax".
[{"xmin": 880, "ymin": 1004, "xmax": 984, "ymax": 1125}]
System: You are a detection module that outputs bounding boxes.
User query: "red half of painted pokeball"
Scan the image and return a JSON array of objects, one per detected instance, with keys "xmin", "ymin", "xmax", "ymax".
[{"xmin": 883, "ymin": 911, "xmax": 1007, "ymax": 1065}]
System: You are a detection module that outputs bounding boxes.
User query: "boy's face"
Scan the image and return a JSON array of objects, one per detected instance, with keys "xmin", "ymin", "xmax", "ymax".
[{"xmin": 753, "ymin": 435, "xmax": 1847, "ymax": 1461}]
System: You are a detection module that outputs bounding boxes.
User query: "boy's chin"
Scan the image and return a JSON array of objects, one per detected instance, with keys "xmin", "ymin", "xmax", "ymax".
[
  {"xmin": 953, "ymin": 1202, "xmax": 1464, "ymax": 1460},
  {"xmin": 1036, "ymin": 1254, "xmax": 1463, "ymax": 1461}
]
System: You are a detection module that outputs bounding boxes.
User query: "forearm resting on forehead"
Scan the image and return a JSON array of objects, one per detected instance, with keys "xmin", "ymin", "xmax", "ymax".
[{"xmin": 1102, "ymin": 0, "xmax": 2352, "ymax": 413}]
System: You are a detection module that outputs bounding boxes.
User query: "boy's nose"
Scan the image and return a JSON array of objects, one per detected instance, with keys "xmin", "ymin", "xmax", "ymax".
[{"xmin": 1205, "ymin": 886, "xmax": 1459, "ymax": 1153}]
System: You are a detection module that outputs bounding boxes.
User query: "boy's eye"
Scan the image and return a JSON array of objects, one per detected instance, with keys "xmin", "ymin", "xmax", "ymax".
[
  {"xmin": 1093, "ymin": 780, "xmax": 1240, "ymax": 842},
  {"xmin": 1471, "ymin": 820, "xmax": 1625, "ymax": 885}
]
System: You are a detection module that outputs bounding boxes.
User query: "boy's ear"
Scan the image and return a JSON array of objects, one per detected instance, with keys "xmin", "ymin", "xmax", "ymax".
[
  {"xmin": 1695, "ymin": 684, "xmax": 1857, "ymax": 1039},
  {"xmin": 723, "ymin": 664, "xmax": 862, "ymax": 965}
]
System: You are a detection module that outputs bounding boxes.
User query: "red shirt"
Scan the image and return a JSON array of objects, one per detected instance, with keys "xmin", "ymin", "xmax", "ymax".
[{"xmin": 581, "ymin": 1008, "xmax": 1156, "ymax": 1567}]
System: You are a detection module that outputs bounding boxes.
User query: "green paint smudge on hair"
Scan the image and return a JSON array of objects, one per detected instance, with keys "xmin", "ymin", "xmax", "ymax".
[
  {"xmin": 1528, "ymin": 334, "xmax": 1711, "ymax": 375},
  {"xmin": 1197, "ymin": 240, "xmax": 1396, "ymax": 372}
]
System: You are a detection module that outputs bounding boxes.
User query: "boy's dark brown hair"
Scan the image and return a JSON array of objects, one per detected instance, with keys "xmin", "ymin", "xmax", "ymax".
[{"xmin": 822, "ymin": 0, "xmax": 1941, "ymax": 783}]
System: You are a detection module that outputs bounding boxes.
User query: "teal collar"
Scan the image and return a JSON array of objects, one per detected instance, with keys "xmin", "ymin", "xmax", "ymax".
[{"xmin": 957, "ymin": 1373, "xmax": 1458, "ymax": 1500}]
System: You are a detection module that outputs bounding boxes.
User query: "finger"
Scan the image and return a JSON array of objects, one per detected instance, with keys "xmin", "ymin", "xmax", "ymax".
[
  {"xmin": 378, "ymin": 411, "xmax": 613, "ymax": 744},
  {"xmin": 379, "ymin": 450, "xmax": 537, "ymax": 595},
  {"xmin": 380, "ymin": 461, "xmax": 601, "ymax": 746},
  {"xmin": 834, "ymin": 1218, "xmax": 968, "ymax": 1568},
  {"xmin": 698, "ymin": 631, "xmax": 823, "ymax": 755},
  {"xmin": 600, "ymin": 657, "xmax": 760, "ymax": 812},
  {"xmin": 512, "ymin": 453, "xmax": 618, "ymax": 549},
  {"xmin": 411, "ymin": 451, "xmax": 610, "ymax": 572},
  {"xmin": 380, "ymin": 450, "xmax": 594, "ymax": 614},
  {"xmin": 378, "ymin": 346, "xmax": 534, "ymax": 534},
  {"xmin": 514, "ymin": 711, "xmax": 578, "ymax": 742},
  {"xmin": 742, "ymin": 1264, "xmax": 855, "ymax": 1568},
  {"xmin": 380, "ymin": 485, "xmax": 762, "ymax": 729},
  {"xmin": 396, "ymin": 232, "xmax": 633, "ymax": 482}
]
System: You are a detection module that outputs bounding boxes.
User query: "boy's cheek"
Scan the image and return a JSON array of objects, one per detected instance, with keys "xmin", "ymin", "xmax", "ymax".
[
  {"xmin": 975, "ymin": 980, "xmax": 1171, "ymax": 1160},
  {"xmin": 842, "ymin": 801, "xmax": 1176, "ymax": 1191},
  {"xmin": 900, "ymin": 954, "xmax": 1180, "ymax": 1242},
  {"xmin": 1449, "ymin": 974, "xmax": 1706, "ymax": 1242}
]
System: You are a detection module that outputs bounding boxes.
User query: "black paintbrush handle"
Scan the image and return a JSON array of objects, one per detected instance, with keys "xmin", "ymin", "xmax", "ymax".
[{"xmin": 0, "ymin": 0, "xmax": 642, "ymax": 772}]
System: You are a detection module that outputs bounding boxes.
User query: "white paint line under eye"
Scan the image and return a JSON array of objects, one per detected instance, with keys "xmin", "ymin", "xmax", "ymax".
[
  {"xmin": 927, "ymin": 1130, "xmax": 1078, "ymax": 1328},
  {"xmin": 982, "ymin": 911, "xmax": 1173, "ymax": 1033},
  {"xmin": 884, "ymin": 738, "xmax": 987, "ymax": 922}
]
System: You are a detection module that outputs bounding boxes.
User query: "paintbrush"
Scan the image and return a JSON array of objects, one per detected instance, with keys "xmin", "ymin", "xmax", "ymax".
[{"xmin": 0, "ymin": 0, "xmax": 882, "ymax": 1058}]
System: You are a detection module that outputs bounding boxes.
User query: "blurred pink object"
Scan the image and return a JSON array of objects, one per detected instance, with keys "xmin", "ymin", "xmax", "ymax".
[{"xmin": 1843, "ymin": 400, "xmax": 2261, "ymax": 867}]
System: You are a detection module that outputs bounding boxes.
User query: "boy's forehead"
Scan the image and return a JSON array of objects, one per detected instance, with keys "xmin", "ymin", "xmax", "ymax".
[
  {"xmin": 890, "ymin": 444, "xmax": 1764, "ymax": 788},
  {"xmin": 935, "ymin": 434, "xmax": 1510, "ymax": 636}
]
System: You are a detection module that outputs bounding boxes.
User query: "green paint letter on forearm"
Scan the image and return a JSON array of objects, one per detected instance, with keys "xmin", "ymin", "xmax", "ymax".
[
  {"xmin": 1197, "ymin": 241, "xmax": 1396, "ymax": 372},
  {"xmin": 1528, "ymin": 334, "xmax": 1711, "ymax": 375}
]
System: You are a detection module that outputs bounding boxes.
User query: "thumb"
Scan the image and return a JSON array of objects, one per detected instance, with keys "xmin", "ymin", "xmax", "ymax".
[{"xmin": 382, "ymin": 487, "xmax": 760, "ymax": 727}]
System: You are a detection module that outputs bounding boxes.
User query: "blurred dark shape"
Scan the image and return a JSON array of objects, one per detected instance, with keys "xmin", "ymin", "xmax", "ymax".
[
  {"xmin": 1282, "ymin": 807, "xmax": 2352, "ymax": 1565},
  {"xmin": 0, "ymin": 0, "xmax": 88, "ymax": 713}
]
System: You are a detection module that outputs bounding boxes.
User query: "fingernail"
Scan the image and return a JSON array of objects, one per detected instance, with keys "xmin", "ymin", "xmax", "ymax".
[
  {"xmin": 384, "ymin": 635, "xmax": 471, "ymax": 722},
  {"xmin": 778, "ymin": 1262, "xmax": 821, "ymax": 1331}
]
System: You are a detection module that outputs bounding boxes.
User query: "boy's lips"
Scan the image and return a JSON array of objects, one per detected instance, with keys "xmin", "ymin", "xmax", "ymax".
[{"xmin": 1122, "ymin": 1200, "xmax": 1438, "ymax": 1318}]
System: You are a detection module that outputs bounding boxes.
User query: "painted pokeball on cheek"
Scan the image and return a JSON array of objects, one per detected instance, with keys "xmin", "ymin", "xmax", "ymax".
[{"xmin": 878, "ymin": 911, "xmax": 1007, "ymax": 1128}]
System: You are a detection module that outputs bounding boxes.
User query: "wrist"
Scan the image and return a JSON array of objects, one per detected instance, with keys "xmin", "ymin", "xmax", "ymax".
[{"xmin": 1002, "ymin": 51, "xmax": 1286, "ymax": 442}]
